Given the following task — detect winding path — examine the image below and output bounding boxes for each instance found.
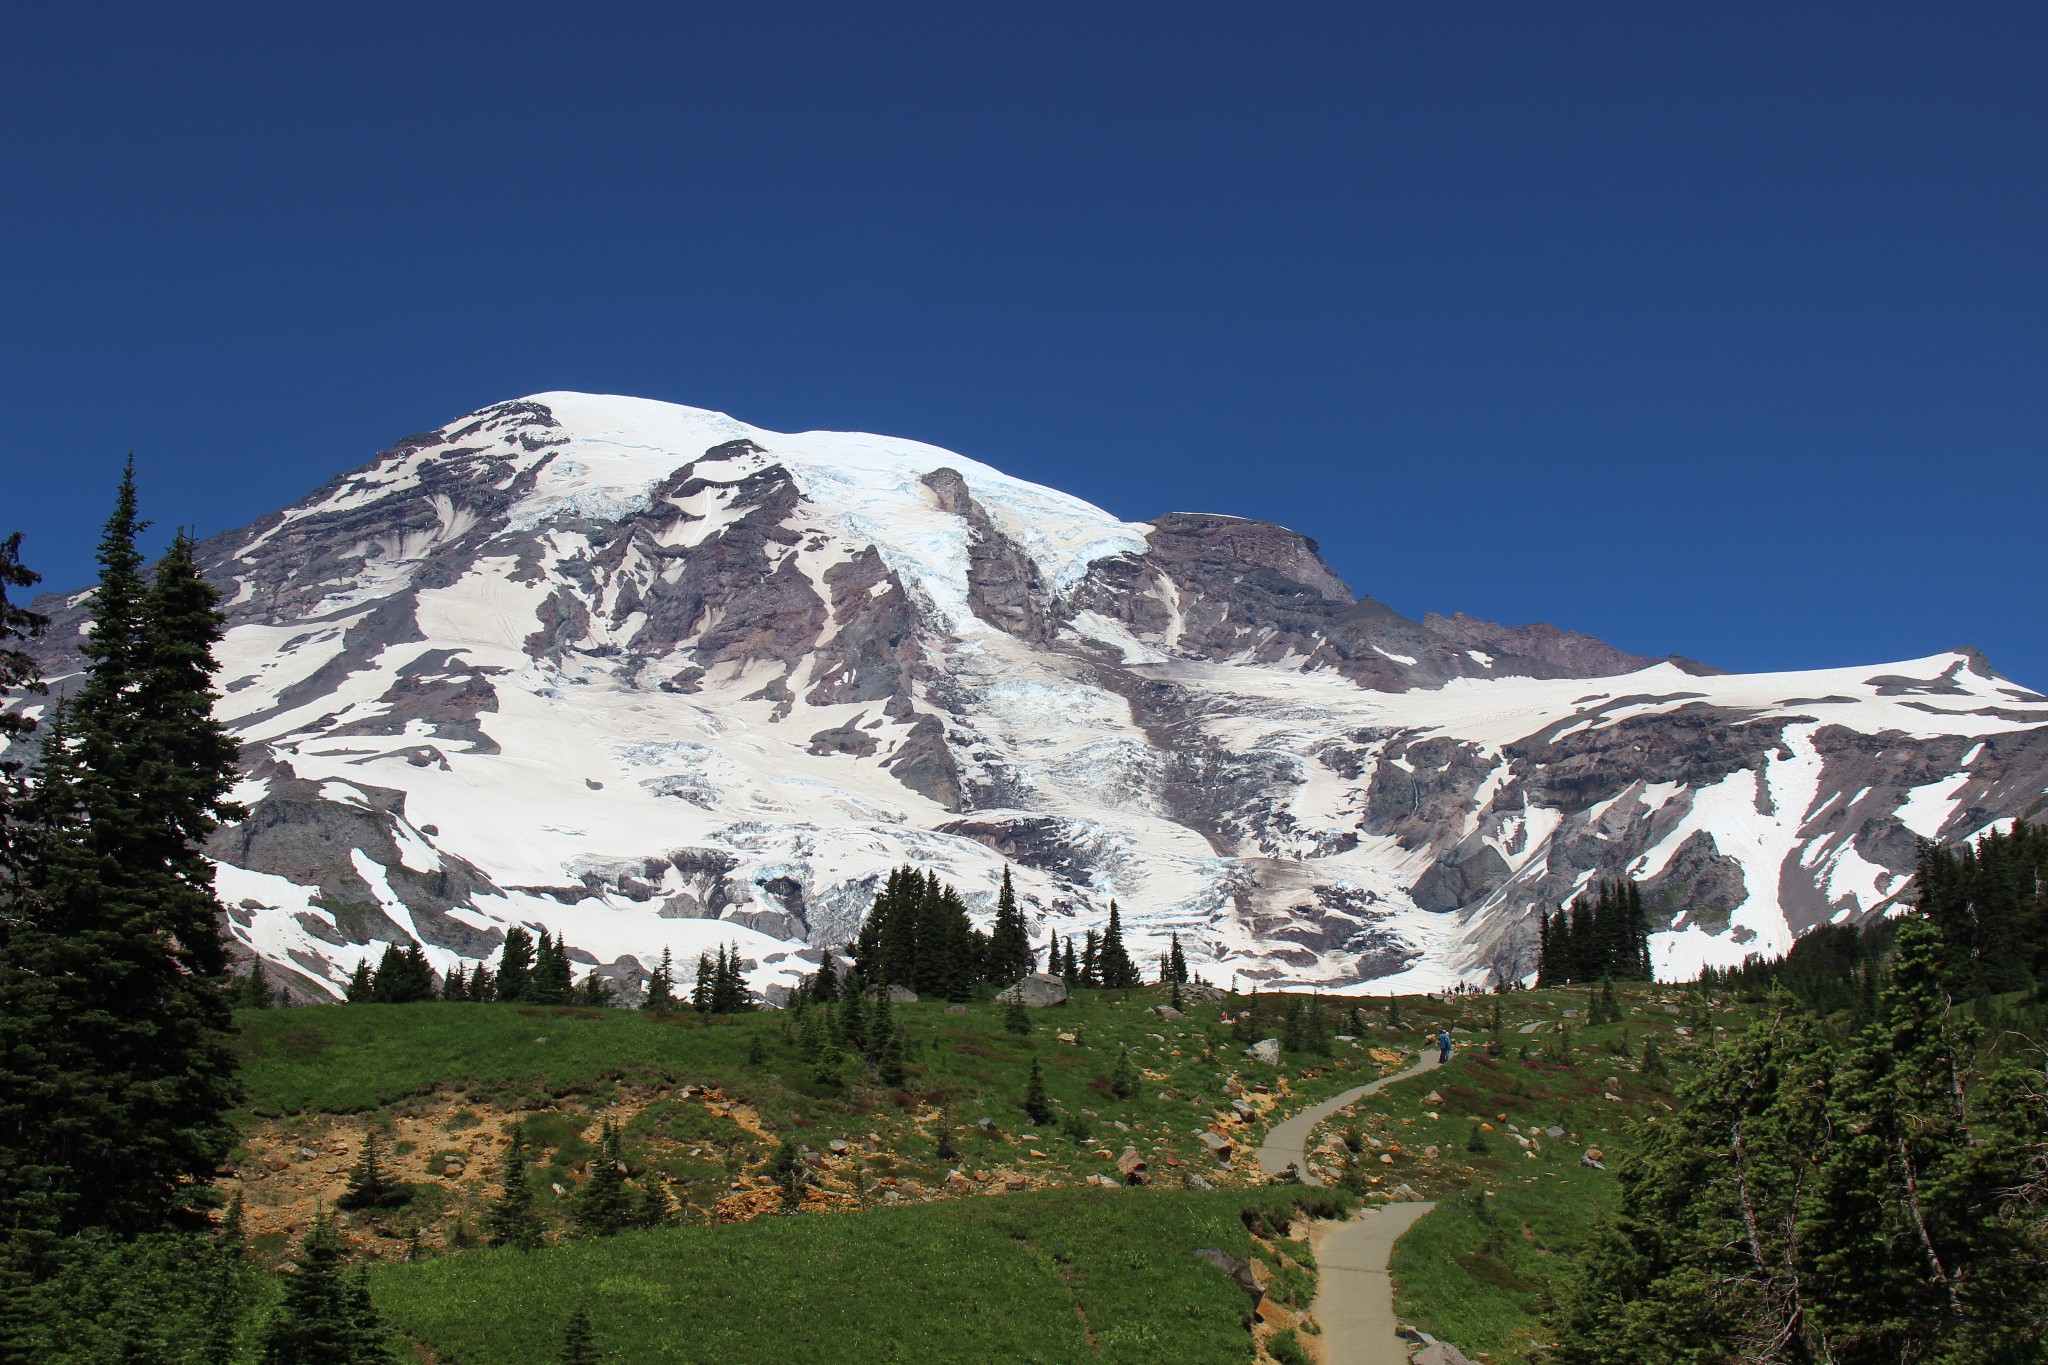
[1254,1048,1440,1184]
[1254,1048,1445,1364]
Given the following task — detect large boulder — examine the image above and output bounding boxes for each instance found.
[886,985,919,1004]
[995,972,1069,1007]
[1244,1038,1281,1066]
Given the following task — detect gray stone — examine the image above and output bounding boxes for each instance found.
[1191,1248,1262,1303]
[886,985,919,1004]
[945,1004,968,1015]
[1244,1038,1281,1066]
[995,972,1069,1007]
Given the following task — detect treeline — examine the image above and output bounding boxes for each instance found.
[1696,918,1897,1018]
[843,864,1037,1001]
[1551,913,2048,1362]
[1044,901,1142,990]
[1917,820,2048,995]
[342,925,621,1007]
[1536,878,1653,984]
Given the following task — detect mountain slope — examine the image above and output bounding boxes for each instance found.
[13,394,2048,999]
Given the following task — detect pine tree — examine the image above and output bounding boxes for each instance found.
[258,1213,390,1364]
[571,1121,632,1236]
[338,1130,406,1211]
[768,1137,808,1211]
[1079,929,1099,987]
[1109,1044,1139,1100]
[1806,917,2048,1359]
[808,949,839,1004]
[0,480,241,1240]
[879,1026,908,1087]
[576,970,615,1006]
[558,1305,598,1365]
[988,865,1032,985]
[690,953,715,1014]
[1167,933,1189,986]
[1004,993,1033,1036]
[345,958,374,1002]
[1096,902,1138,989]
[486,1123,545,1250]
[635,1176,676,1228]
[242,958,277,1008]
[1023,1058,1054,1125]
[642,947,677,1011]
[495,927,536,1002]
[440,963,468,1002]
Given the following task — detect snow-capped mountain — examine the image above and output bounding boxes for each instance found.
[15,394,2048,1001]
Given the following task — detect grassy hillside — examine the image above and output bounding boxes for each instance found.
[221,983,1714,1363]
[370,1185,1316,1364]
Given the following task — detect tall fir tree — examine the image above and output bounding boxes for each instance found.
[641,946,677,1010]
[257,1214,390,1364]
[987,864,1031,985]
[495,926,536,1002]
[485,1123,545,1250]
[1096,902,1138,989]
[0,480,241,1241]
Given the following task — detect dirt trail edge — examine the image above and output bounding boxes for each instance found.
[1254,1049,1441,1183]
[1310,1201,1437,1365]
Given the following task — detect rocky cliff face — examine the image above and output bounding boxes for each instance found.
[12,393,2047,1000]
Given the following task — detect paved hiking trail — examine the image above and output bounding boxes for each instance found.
[1311,1201,1438,1364]
[1255,1047,1445,1364]
[1254,1048,1441,1184]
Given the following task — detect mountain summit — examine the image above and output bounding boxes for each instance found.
[17,394,2048,1000]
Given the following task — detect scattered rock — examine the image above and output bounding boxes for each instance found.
[946,1004,968,1015]
[1378,1153,1395,1165]
[1389,1182,1421,1200]
[1424,1090,1443,1104]
[1186,1172,1214,1190]
[1422,1145,1440,1160]
[533,1037,550,1045]
[1005,1176,1028,1191]
[887,985,919,1004]
[1117,1147,1148,1184]
[1544,1126,1565,1139]
[1244,1038,1281,1066]
[1192,1248,1263,1303]
[994,972,1068,1007]
[828,1139,851,1154]
[975,1118,998,1135]
[1197,1131,1234,1162]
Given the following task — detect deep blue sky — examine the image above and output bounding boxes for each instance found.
[4,3,2043,685]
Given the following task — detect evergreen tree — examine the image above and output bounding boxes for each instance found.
[1806,917,2047,1359]
[1108,1044,1139,1100]
[0,481,241,1241]
[571,1121,632,1237]
[1060,936,1079,984]
[345,958,374,1002]
[690,953,715,1014]
[879,1025,908,1087]
[808,949,839,1004]
[1022,1058,1054,1125]
[1079,929,1099,987]
[465,963,493,1002]
[635,1176,676,1229]
[987,865,1032,985]
[576,969,615,1006]
[1166,932,1189,986]
[369,942,435,1003]
[558,1305,598,1365]
[768,1137,808,1211]
[486,1123,545,1250]
[642,947,677,1011]
[258,1214,390,1364]
[338,1131,406,1211]
[242,958,277,1009]
[1004,993,1033,1036]
[1096,902,1139,989]
[440,963,468,1002]
[495,926,536,1002]
[527,929,573,1004]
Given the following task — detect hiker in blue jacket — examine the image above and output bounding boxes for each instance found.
[1436,1029,1453,1064]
